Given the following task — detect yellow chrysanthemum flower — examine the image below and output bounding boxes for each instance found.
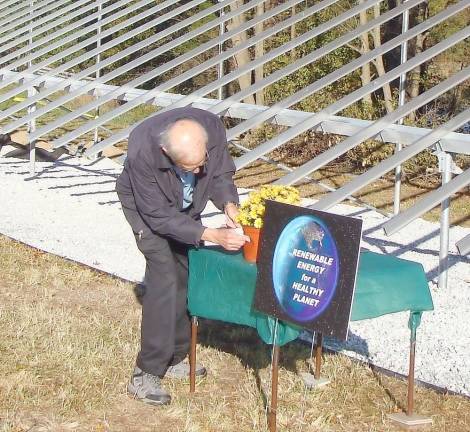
[254,218,263,229]
[236,185,300,228]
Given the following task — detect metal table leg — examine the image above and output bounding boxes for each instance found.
[190,316,198,393]
[268,344,280,432]
[301,332,330,389]
[388,324,432,428]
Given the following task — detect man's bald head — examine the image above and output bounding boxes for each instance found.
[160,118,208,169]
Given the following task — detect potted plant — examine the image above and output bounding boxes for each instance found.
[236,185,301,263]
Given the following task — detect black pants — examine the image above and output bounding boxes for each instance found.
[120,205,190,377]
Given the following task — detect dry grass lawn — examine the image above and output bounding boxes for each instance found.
[1,235,469,432]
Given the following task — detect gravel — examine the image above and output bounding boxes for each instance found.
[1,148,469,397]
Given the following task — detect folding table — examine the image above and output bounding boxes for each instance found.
[188,247,434,430]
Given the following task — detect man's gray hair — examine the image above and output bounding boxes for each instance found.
[159,118,208,162]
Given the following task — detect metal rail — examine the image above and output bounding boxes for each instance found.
[0,0,94,48]
[456,234,470,256]
[309,108,470,211]
[0,0,188,93]
[383,167,470,236]
[32,0,301,147]
[0,0,30,7]
[158,0,387,114]
[224,0,466,143]
[0,0,31,12]
[0,0,130,62]
[0,0,67,37]
[2,68,470,155]
[222,0,455,140]
[82,0,380,156]
[0,0,246,118]
[274,63,470,185]
[235,26,470,172]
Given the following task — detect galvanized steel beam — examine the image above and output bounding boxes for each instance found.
[274,61,470,185]
[0,0,68,37]
[0,1,32,24]
[0,0,130,62]
[383,167,470,236]
[0,0,191,94]
[0,0,30,12]
[233,27,470,173]
[0,0,94,48]
[309,108,470,210]
[225,0,465,141]
[30,0,298,147]
[2,68,469,156]
[456,234,470,256]
[0,0,53,28]
[0,0,252,122]
[157,0,385,115]
[83,0,367,156]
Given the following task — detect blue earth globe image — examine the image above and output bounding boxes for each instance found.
[272,215,339,322]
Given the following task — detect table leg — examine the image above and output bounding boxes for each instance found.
[268,344,280,432]
[407,339,416,417]
[314,332,323,380]
[190,316,198,393]
[388,330,432,428]
[301,332,330,389]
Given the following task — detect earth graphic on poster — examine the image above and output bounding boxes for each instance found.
[272,215,339,322]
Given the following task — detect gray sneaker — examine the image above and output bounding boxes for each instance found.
[165,360,207,379]
[128,366,171,405]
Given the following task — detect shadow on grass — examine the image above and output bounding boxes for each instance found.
[369,367,407,413]
[196,318,313,410]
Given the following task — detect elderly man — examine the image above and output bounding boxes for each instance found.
[116,107,248,405]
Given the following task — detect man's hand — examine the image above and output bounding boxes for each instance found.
[201,227,250,251]
[224,202,240,228]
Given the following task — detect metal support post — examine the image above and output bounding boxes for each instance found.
[28,0,36,175]
[314,332,323,379]
[218,0,225,100]
[438,151,452,289]
[393,0,409,215]
[189,316,198,393]
[93,0,103,149]
[300,332,330,389]
[407,339,416,416]
[388,319,432,428]
[267,344,280,432]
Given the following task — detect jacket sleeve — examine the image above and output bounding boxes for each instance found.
[126,156,205,246]
[208,119,239,210]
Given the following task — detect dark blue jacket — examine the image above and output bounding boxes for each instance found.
[116,107,239,246]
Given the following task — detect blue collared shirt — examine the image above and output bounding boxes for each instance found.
[174,167,195,210]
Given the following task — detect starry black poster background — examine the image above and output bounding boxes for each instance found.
[253,200,363,340]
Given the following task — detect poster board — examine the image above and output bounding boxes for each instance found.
[253,200,363,340]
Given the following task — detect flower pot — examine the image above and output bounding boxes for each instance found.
[242,225,261,263]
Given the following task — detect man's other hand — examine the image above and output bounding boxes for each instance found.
[201,227,250,251]
[224,202,241,228]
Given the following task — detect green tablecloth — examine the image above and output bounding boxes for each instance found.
[188,247,434,346]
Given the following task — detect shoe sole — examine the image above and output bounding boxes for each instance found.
[128,391,171,406]
[140,396,171,406]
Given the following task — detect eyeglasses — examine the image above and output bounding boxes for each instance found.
[178,151,209,173]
